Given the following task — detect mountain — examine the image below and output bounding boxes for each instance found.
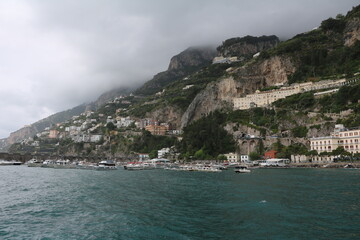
[7,5,360,159]
[0,87,132,151]
[134,46,216,96]
[217,35,280,59]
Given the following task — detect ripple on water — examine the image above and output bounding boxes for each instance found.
[0,167,360,239]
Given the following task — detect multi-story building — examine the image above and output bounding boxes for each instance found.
[224,153,239,162]
[48,130,59,139]
[310,124,360,154]
[240,155,249,162]
[233,79,346,110]
[145,124,169,136]
[158,148,170,158]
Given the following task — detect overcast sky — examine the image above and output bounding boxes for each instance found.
[0,0,358,138]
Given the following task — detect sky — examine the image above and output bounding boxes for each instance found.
[0,0,358,138]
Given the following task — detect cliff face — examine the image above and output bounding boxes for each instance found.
[180,81,232,128]
[6,126,37,146]
[146,105,183,129]
[94,87,132,109]
[181,55,297,127]
[344,18,360,46]
[168,47,216,71]
[217,35,279,59]
[1,103,88,151]
[135,47,216,96]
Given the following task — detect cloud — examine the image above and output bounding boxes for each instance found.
[0,0,358,138]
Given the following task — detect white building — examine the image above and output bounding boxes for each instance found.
[240,155,249,162]
[224,153,239,163]
[310,124,360,154]
[233,79,346,110]
[116,117,134,128]
[158,148,170,158]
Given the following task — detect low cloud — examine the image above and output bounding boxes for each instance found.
[0,0,358,138]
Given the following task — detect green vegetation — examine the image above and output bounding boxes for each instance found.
[274,82,360,114]
[217,35,279,58]
[259,6,360,83]
[291,126,308,138]
[128,63,231,114]
[131,130,177,154]
[180,111,236,159]
[249,151,261,161]
[273,141,309,159]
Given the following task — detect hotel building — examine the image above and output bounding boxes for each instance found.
[310,124,360,154]
[233,79,346,110]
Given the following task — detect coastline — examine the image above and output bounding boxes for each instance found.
[289,162,360,168]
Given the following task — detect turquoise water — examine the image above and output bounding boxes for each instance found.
[0,166,359,240]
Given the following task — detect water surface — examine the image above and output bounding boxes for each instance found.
[0,166,359,239]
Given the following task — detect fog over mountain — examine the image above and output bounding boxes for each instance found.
[0,0,358,138]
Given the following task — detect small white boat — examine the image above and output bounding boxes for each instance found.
[96,160,117,170]
[124,162,153,170]
[0,160,22,165]
[235,166,251,173]
[177,164,222,172]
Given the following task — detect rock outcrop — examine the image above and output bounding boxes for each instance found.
[135,47,216,96]
[181,55,297,127]
[344,18,360,47]
[146,105,183,129]
[217,35,279,59]
[168,46,216,71]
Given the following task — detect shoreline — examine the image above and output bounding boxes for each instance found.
[289,162,360,168]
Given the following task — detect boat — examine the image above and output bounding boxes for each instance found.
[258,158,290,167]
[27,159,43,167]
[177,164,222,172]
[0,160,22,165]
[124,162,154,170]
[95,160,117,170]
[235,166,251,173]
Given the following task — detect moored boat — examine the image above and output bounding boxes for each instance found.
[0,160,22,165]
[235,166,251,173]
[95,160,117,170]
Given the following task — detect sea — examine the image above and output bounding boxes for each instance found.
[0,166,359,240]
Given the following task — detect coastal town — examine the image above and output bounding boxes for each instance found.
[2,75,360,169]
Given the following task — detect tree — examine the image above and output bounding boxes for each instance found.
[331,146,349,156]
[306,150,318,156]
[249,151,260,161]
[194,149,206,160]
[106,122,116,131]
[217,154,227,161]
[331,147,352,161]
[181,111,236,158]
[149,149,158,159]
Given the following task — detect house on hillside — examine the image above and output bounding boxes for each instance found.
[264,150,277,159]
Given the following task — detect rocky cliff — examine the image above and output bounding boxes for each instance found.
[135,46,216,96]
[217,35,279,59]
[168,46,216,71]
[344,18,360,46]
[180,55,297,127]
[93,87,133,109]
[1,104,88,151]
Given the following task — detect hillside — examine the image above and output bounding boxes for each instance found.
[8,5,360,160]
[0,87,132,151]
[134,47,216,96]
